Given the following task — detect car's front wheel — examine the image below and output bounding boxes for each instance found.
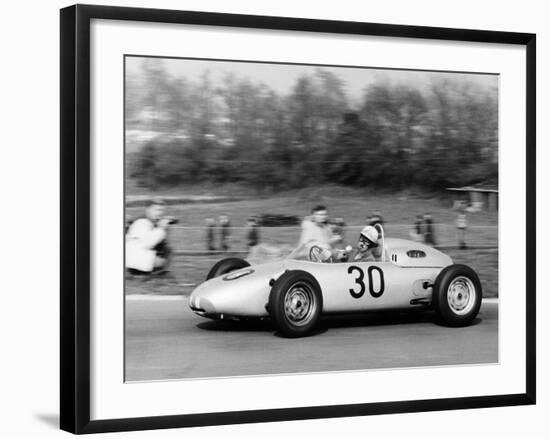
[268,270,323,337]
[433,264,482,327]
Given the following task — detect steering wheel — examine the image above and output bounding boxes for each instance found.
[309,245,332,263]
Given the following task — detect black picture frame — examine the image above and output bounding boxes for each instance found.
[60,4,536,434]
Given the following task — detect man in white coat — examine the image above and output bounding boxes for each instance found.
[296,205,342,261]
[125,199,173,273]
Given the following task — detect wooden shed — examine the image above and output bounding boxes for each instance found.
[446,184,498,212]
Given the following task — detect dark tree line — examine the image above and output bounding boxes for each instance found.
[127,60,498,191]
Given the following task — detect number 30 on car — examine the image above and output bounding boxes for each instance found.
[347,265,385,298]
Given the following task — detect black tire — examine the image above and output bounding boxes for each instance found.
[206,258,250,280]
[432,264,482,327]
[268,270,323,337]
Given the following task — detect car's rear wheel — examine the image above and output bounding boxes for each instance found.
[433,264,482,327]
[268,270,323,337]
[206,257,250,280]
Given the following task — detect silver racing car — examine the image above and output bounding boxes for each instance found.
[189,230,482,337]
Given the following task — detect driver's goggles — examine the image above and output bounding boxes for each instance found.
[359,235,373,245]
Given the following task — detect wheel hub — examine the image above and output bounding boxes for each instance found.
[284,284,313,324]
[447,276,476,315]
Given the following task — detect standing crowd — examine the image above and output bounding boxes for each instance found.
[205,215,236,251]
[125,198,470,275]
[410,213,437,245]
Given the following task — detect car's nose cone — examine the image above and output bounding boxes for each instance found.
[189,294,215,314]
[189,261,286,318]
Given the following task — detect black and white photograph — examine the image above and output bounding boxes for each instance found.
[124,56,499,382]
[1,0,544,436]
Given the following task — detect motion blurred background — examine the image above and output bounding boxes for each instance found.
[124,57,498,297]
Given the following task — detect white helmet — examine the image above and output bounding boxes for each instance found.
[360,225,379,246]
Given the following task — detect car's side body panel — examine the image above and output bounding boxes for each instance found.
[286,260,443,313]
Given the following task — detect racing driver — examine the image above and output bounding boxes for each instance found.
[348,225,383,262]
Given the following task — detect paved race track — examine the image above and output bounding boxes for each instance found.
[125,297,498,382]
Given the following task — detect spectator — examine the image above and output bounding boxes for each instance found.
[299,205,335,247]
[205,217,216,251]
[423,213,436,246]
[329,217,346,248]
[125,198,174,274]
[456,211,468,249]
[296,205,341,260]
[368,210,384,227]
[246,216,260,248]
[219,215,231,251]
[410,214,423,242]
